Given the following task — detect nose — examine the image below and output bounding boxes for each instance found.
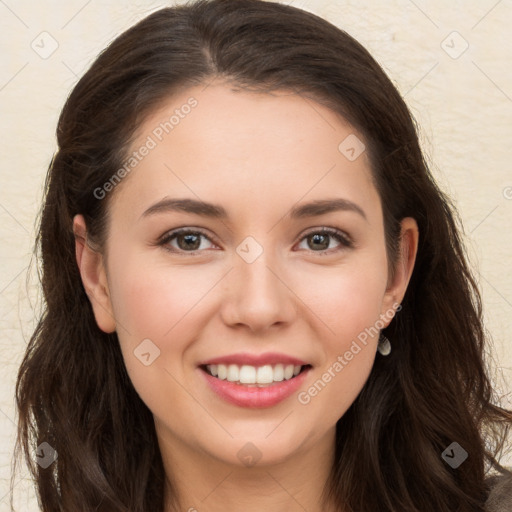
[219,251,297,333]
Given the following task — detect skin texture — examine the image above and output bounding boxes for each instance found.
[73,81,419,512]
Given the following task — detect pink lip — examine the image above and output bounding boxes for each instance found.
[199,352,308,367]
[199,366,311,408]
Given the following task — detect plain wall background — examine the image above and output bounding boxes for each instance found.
[1,0,511,509]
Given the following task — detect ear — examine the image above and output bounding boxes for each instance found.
[73,214,116,333]
[380,217,419,323]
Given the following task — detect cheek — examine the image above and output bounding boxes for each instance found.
[296,267,382,423]
[291,254,387,417]
[106,254,222,385]
[294,256,388,341]
[108,254,217,340]
[107,260,210,419]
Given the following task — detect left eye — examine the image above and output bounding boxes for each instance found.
[296,229,353,253]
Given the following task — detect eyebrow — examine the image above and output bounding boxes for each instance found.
[140,197,367,221]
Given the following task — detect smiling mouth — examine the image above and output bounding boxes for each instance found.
[201,363,311,387]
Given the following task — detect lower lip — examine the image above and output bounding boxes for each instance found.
[200,367,311,408]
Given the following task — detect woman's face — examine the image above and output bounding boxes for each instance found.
[76,81,417,469]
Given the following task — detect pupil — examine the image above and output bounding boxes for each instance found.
[309,233,329,250]
[179,233,200,250]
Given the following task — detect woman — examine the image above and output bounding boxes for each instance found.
[12,0,512,511]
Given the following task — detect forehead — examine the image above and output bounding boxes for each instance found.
[108,82,379,224]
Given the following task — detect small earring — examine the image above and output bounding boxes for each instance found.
[377,332,391,356]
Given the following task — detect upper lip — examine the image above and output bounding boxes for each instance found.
[199,352,310,367]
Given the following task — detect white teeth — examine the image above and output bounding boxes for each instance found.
[226,364,239,382]
[239,365,256,384]
[217,364,227,380]
[206,363,304,384]
[273,364,284,381]
[256,365,274,384]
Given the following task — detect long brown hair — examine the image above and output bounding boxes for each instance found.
[12,1,512,510]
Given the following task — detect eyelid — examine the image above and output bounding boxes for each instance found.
[158,226,216,242]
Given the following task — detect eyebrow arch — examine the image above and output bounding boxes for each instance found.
[140,197,367,222]
[141,198,227,220]
[289,198,367,221]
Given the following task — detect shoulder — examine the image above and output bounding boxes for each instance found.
[485,468,512,512]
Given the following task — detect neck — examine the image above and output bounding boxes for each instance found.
[158,425,338,512]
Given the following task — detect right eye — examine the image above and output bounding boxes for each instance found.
[158,228,219,255]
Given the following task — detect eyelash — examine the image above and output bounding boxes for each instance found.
[157,226,354,256]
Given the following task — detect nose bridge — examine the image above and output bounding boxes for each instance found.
[220,239,296,331]
[238,253,279,300]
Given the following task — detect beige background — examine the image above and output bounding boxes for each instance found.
[1,0,511,509]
